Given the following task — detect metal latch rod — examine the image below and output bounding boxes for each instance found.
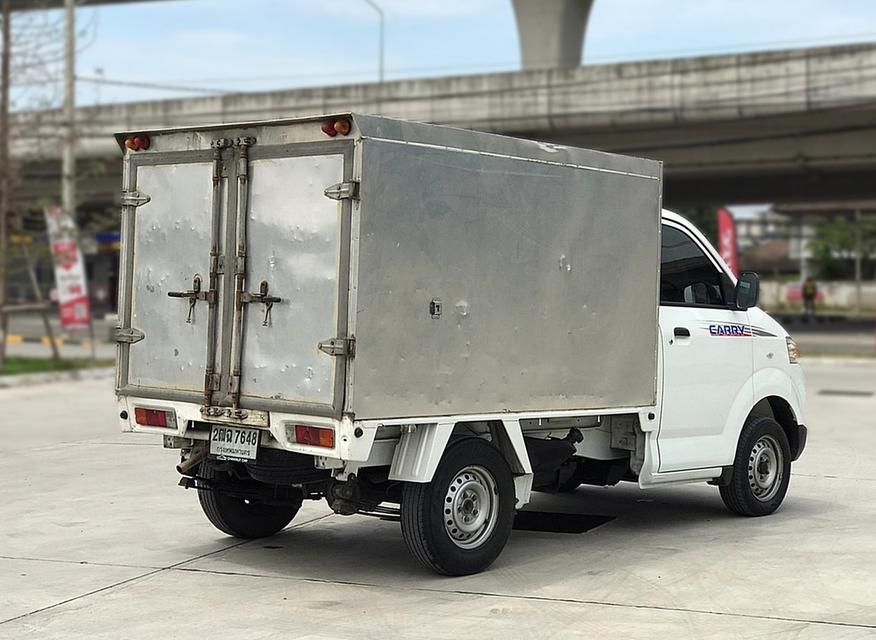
[240,280,281,327]
[168,275,215,324]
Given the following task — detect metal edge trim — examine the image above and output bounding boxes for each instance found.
[360,135,662,181]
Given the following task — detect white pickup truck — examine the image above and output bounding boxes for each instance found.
[114,114,807,575]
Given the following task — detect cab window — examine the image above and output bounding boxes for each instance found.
[660,225,725,306]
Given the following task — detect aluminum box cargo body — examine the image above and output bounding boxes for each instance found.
[115,114,662,422]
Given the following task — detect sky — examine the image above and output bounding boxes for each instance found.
[49,0,876,106]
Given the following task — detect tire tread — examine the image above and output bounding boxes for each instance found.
[197,463,301,538]
[399,438,515,575]
[719,416,791,517]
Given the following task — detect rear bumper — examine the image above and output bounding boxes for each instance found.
[791,424,808,462]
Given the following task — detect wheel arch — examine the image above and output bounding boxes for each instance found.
[387,419,533,507]
[749,395,804,461]
[720,367,805,466]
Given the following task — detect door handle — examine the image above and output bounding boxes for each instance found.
[673,327,691,338]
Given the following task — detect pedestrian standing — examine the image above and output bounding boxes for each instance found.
[802,276,818,317]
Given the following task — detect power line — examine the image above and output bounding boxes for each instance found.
[76,75,220,94]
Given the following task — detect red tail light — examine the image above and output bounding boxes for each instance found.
[294,425,335,448]
[321,120,338,137]
[133,407,175,428]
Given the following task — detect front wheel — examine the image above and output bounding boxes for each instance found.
[197,462,302,538]
[720,416,791,517]
[400,438,516,575]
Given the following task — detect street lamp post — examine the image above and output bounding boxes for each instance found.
[361,0,384,112]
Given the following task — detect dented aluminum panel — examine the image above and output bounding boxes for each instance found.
[348,119,662,420]
[124,159,216,394]
[238,152,347,410]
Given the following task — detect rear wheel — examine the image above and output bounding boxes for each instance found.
[720,416,791,517]
[400,438,515,576]
[197,462,302,538]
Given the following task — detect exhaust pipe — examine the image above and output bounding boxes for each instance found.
[177,444,206,476]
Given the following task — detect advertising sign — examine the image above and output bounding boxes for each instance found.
[717,207,739,277]
[44,206,92,332]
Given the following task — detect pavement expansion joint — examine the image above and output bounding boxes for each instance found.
[0,513,338,626]
[165,565,876,632]
[0,554,158,571]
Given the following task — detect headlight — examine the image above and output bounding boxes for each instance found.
[786,336,800,364]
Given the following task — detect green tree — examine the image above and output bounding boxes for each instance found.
[808,216,876,280]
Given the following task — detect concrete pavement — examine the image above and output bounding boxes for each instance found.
[0,360,875,638]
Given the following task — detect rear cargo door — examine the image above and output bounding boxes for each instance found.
[228,143,353,417]
[118,148,226,402]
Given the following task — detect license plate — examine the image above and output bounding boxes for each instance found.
[209,425,260,461]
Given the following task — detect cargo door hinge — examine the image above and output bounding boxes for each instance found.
[318,336,356,358]
[324,181,360,201]
[120,190,151,208]
[205,372,222,392]
[112,326,145,344]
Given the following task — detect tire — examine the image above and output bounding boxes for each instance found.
[400,438,516,576]
[197,462,302,538]
[556,476,582,493]
[720,416,791,517]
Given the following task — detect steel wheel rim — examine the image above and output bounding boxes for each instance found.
[748,435,783,502]
[443,465,498,549]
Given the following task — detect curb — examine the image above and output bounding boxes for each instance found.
[0,366,115,389]
[3,334,96,347]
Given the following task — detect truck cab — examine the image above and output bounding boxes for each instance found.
[656,211,806,480]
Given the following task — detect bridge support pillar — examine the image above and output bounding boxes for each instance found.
[512,0,594,70]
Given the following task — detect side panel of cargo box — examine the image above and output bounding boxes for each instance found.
[348,126,662,420]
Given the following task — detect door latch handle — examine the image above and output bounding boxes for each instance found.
[673,327,691,338]
[168,275,215,324]
[240,280,281,326]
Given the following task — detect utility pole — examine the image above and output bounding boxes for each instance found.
[63,0,96,359]
[0,0,10,370]
[361,0,384,112]
[62,0,76,226]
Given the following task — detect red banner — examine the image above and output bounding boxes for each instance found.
[45,207,92,332]
[717,207,739,277]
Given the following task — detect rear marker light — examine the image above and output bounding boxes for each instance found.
[124,134,151,152]
[133,407,176,428]
[293,425,335,448]
[321,118,351,137]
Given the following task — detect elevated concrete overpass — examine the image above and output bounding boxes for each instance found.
[13,41,876,209]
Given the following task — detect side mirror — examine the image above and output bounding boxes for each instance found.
[735,271,760,311]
